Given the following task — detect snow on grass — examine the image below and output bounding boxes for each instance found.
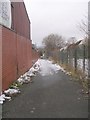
[77,59,88,75]
[17,75,31,84]
[0,59,73,104]
[0,60,40,104]
[0,94,11,104]
[0,59,72,104]
[17,61,40,84]
[0,88,21,104]
[72,59,88,76]
[4,89,20,95]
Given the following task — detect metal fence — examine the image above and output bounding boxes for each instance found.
[51,40,88,78]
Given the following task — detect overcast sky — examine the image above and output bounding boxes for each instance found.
[24,0,88,47]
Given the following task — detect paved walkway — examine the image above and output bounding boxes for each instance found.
[2,60,88,118]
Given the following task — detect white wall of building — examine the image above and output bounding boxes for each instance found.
[0,0,11,28]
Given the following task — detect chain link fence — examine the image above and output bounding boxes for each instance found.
[51,40,88,78]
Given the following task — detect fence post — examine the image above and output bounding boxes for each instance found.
[62,51,64,64]
[83,44,85,73]
[66,49,68,66]
[68,49,71,67]
[74,47,77,72]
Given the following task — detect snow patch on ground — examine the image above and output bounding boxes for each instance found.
[1,59,79,104]
[4,89,20,95]
[0,94,11,104]
[0,60,40,104]
[1,59,66,104]
[72,59,88,76]
[77,59,88,75]
[37,59,65,76]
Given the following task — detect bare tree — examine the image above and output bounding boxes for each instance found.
[78,15,88,36]
[42,33,65,50]
[42,33,65,58]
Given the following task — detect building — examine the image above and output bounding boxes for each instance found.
[0,0,39,91]
[11,1,31,39]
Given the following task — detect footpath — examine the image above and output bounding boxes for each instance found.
[2,59,88,118]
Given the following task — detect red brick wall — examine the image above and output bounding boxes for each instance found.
[2,27,17,91]
[1,2,39,92]
[0,25,2,93]
[17,35,28,77]
[2,26,34,91]
[32,49,40,64]
[27,39,32,69]
[11,2,30,39]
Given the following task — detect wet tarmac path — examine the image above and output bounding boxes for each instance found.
[2,60,88,118]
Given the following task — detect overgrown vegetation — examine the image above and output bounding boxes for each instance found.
[40,33,88,91]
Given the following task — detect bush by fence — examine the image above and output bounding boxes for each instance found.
[50,40,88,78]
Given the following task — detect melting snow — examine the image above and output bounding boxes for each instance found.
[72,59,88,76]
[4,89,20,95]
[0,59,40,104]
[77,59,88,75]
[37,59,65,76]
[0,94,11,104]
[0,59,66,104]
